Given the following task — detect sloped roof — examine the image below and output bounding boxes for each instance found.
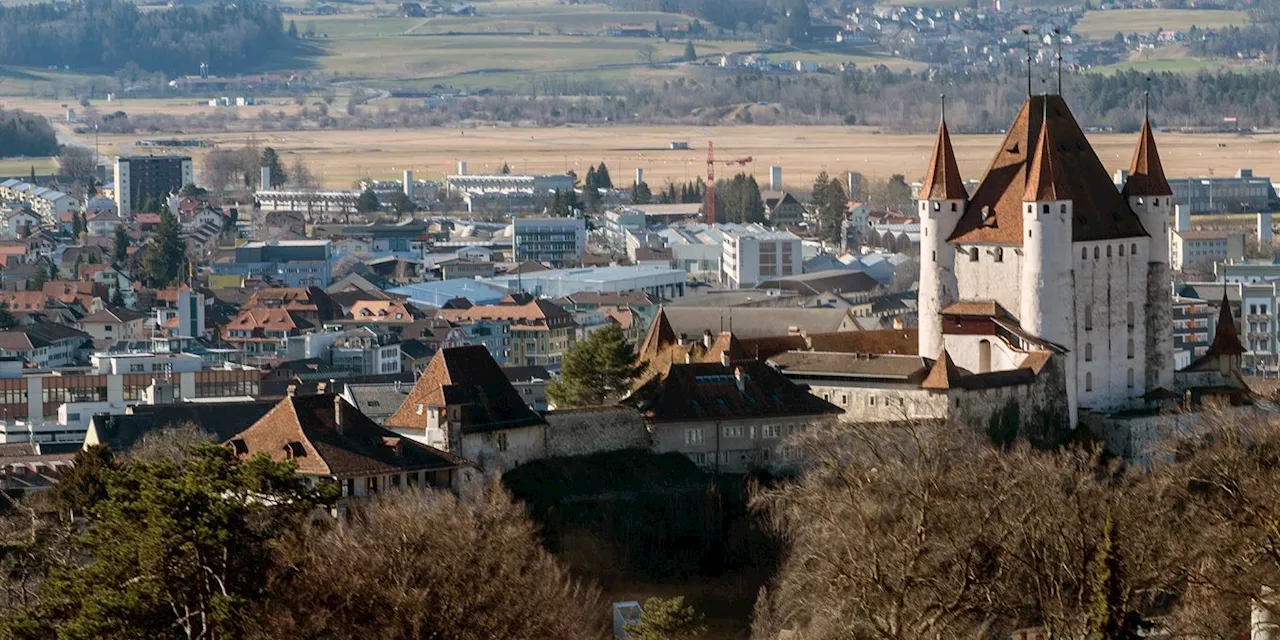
[1023,105,1072,202]
[384,345,545,434]
[919,119,967,200]
[1208,291,1245,356]
[806,328,919,355]
[921,349,963,390]
[626,360,840,423]
[950,95,1148,245]
[90,400,277,451]
[232,394,472,477]
[658,306,855,340]
[1122,117,1173,198]
[0,324,90,350]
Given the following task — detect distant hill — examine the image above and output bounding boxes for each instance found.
[0,0,294,75]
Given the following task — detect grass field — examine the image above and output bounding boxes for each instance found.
[1075,8,1250,40]
[55,124,1280,191]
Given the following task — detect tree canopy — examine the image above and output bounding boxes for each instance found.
[548,323,641,407]
[811,171,848,244]
[142,210,185,287]
[0,110,57,158]
[355,188,380,213]
[261,147,287,187]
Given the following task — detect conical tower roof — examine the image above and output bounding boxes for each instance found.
[1208,291,1245,356]
[919,120,967,201]
[1023,101,1072,202]
[1121,117,1173,198]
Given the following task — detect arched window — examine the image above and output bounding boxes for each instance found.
[1127,338,1135,359]
[993,247,1004,263]
[969,247,979,262]
[978,339,992,374]
[1094,247,1100,259]
[951,202,958,212]
[1085,342,1093,362]
[1119,244,1125,256]
[1086,372,1093,392]
[933,201,941,211]
[1060,204,1067,213]
[1106,245,1112,257]
[1084,305,1093,330]
[1131,242,1137,255]
[1081,247,1087,260]
[1042,204,1050,214]
[1126,302,1135,329]
[1127,368,1134,389]
[1153,198,1160,206]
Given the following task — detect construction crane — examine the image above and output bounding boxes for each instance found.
[705,141,754,226]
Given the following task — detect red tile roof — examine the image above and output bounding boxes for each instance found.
[950,95,1148,245]
[1023,105,1072,202]
[919,120,967,201]
[921,349,962,390]
[1122,117,1173,198]
[384,345,544,434]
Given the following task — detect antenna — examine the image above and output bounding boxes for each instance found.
[940,93,946,123]
[1144,76,1151,122]
[1053,27,1063,95]
[1022,28,1032,98]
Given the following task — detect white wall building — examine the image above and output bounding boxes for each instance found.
[718,223,802,289]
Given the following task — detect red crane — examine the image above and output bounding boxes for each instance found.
[705,141,753,226]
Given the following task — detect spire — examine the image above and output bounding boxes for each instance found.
[922,348,963,390]
[1023,97,1071,202]
[918,96,968,201]
[1207,291,1245,357]
[1121,100,1173,198]
[638,307,677,359]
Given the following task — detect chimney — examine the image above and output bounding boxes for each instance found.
[403,169,414,200]
[260,166,271,191]
[635,167,644,185]
[770,165,783,191]
[734,366,745,392]
[333,395,346,434]
[702,329,713,349]
[286,384,297,397]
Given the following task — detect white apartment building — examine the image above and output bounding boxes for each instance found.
[0,179,76,225]
[511,217,586,267]
[717,223,802,289]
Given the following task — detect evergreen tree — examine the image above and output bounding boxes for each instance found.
[52,444,114,518]
[0,306,15,329]
[113,224,130,265]
[786,0,811,43]
[595,162,612,189]
[29,266,46,292]
[47,261,58,282]
[500,162,512,174]
[683,40,698,62]
[29,165,35,183]
[72,255,83,281]
[584,166,598,190]
[261,147,287,187]
[625,597,707,640]
[1085,513,1144,639]
[812,171,848,244]
[386,190,416,215]
[631,180,653,204]
[111,287,126,308]
[142,210,185,287]
[288,19,299,39]
[654,20,664,39]
[355,188,380,213]
[547,324,641,408]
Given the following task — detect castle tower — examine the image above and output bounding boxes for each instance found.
[917,104,967,359]
[1021,101,1079,424]
[1123,111,1175,391]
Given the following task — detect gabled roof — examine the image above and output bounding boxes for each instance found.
[0,324,91,351]
[1122,117,1173,198]
[950,95,1148,245]
[921,349,962,390]
[638,308,678,359]
[231,394,472,477]
[80,306,148,324]
[384,345,545,434]
[90,400,278,451]
[918,119,967,200]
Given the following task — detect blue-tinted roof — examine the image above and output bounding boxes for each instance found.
[387,280,508,308]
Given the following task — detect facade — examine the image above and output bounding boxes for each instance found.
[761,190,805,227]
[444,173,575,197]
[440,297,575,369]
[1169,229,1245,271]
[1115,168,1280,214]
[0,325,92,368]
[77,307,149,343]
[215,240,333,288]
[718,223,802,289]
[1172,290,1215,370]
[510,217,586,267]
[917,94,1176,426]
[1,205,44,238]
[604,209,647,250]
[113,155,194,217]
[0,180,76,226]
[1178,281,1275,375]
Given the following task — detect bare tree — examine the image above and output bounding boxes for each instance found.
[125,422,215,463]
[200,147,247,193]
[57,146,97,199]
[252,483,605,640]
[636,44,658,67]
[289,156,317,190]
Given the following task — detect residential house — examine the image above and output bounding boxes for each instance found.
[77,307,150,344]
[0,324,93,368]
[440,296,575,369]
[230,392,478,500]
[221,307,313,359]
[503,365,550,411]
[762,190,805,227]
[1,207,41,240]
[84,399,278,452]
[341,382,411,424]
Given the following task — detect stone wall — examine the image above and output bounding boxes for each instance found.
[544,406,650,458]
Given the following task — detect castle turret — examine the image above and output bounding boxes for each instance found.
[917,106,967,359]
[1123,112,1175,391]
[1021,102,1078,424]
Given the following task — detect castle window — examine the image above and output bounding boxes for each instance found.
[1027,205,1033,214]
[1085,342,1093,362]
[969,247,979,262]
[1106,245,1112,257]
[1138,197,1144,205]
[1086,372,1093,392]
[1060,204,1067,213]
[951,202,958,212]
[1085,305,1093,330]
[933,202,941,211]
[1127,368,1134,389]
[1126,302,1135,329]
[1119,244,1125,256]
[1082,247,1087,260]
[1127,339,1134,359]
[1154,198,1160,206]
[1043,204,1050,214]
[1131,243,1137,254]
[932,250,936,261]
[978,340,992,373]
[993,247,1004,262]
[1094,247,1100,259]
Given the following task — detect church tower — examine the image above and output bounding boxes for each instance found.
[917,101,967,360]
[1123,102,1175,391]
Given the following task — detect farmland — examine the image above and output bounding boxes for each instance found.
[60,124,1280,191]
[1074,8,1250,40]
